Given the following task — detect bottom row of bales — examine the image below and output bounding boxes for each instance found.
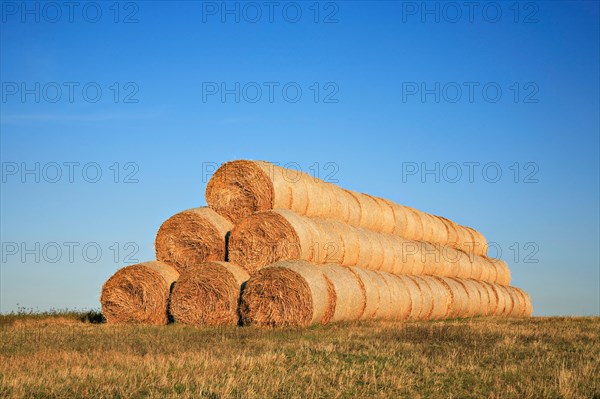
[101,260,532,327]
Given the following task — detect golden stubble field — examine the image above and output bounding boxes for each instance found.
[0,314,598,399]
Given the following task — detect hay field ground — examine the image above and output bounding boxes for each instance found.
[0,313,598,399]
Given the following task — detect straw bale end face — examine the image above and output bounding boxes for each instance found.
[228,211,303,274]
[155,207,233,273]
[100,261,179,325]
[169,262,249,326]
[240,260,330,327]
[205,160,275,223]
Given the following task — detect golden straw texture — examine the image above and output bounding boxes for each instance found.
[155,207,233,273]
[228,210,509,284]
[169,262,249,326]
[206,160,488,256]
[101,261,179,325]
[239,260,530,327]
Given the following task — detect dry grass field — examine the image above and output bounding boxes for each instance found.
[0,313,598,399]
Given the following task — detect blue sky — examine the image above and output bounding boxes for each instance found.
[1,1,598,316]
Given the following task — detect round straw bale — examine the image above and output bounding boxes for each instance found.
[312,218,339,264]
[101,261,179,325]
[468,253,484,281]
[449,278,473,318]
[338,221,360,266]
[375,197,398,234]
[513,287,533,317]
[485,260,498,285]
[324,219,346,264]
[461,279,482,318]
[511,287,525,317]
[439,217,458,247]
[325,184,344,222]
[435,244,457,277]
[371,271,394,320]
[300,213,324,262]
[169,262,249,326]
[438,244,460,277]
[462,227,478,253]
[231,209,497,282]
[392,205,413,237]
[207,160,489,255]
[349,267,380,320]
[390,239,406,275]
[502,263,512,285]
[454,251,473,279]
[505,286,519,317]
[347,190,368,228]
[454,224,471,253]
[349,192,384,232]
[497,284,512,317]
[364,230,385,271]
[478,257,492,283]
[505,287,523,317]
[490,258,511,285]
[486,258,509,285]
[473,281,491,317]
[341,188,362,226]
[480,282,499,316]
[287,169,309,215]
[319,265,365,322]
[420,242,445,276]
[509,287,526,317]
[355,228,374,267]
[317,275,337,325]
[420,213,436,243]
[477,229,489,257]
[466,227,487,257]
[432,216,449,243]
[489,283,507,316]
[416,277,446,320]
[320,181,338,215]
[376,274,398,321]
[432,277,455,318]
[493,284,512,317]
[239,260,331,327]
[430,215,445,244]
[205,160,274,223]
[423,276,452,320]
[451,226,484,254]
[228,210,310,274]
[409,276,435,320]
[399,240,425,275]
[366,194,388,232]
[379,273,412,321]
[496,285,514,317]
[377,235,398,274]
[435,277,469,318]
[155,207,233,273]
[447,219,463,246]
[521,287,533,317]
[400,275,423,321]
[406,207,425,241]
[307,182,328,218]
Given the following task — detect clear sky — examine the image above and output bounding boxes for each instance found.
[1,1,598,316]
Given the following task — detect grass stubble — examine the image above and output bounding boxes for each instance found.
[0,312,598,399]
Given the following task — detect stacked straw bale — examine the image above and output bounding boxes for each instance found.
[169,262,249,326]
[155,207,232,273]
[228,209,510,284]
[100,261,179,325]
[240,260,532,327]
[206,160,488,256]
[100,158,533,327]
